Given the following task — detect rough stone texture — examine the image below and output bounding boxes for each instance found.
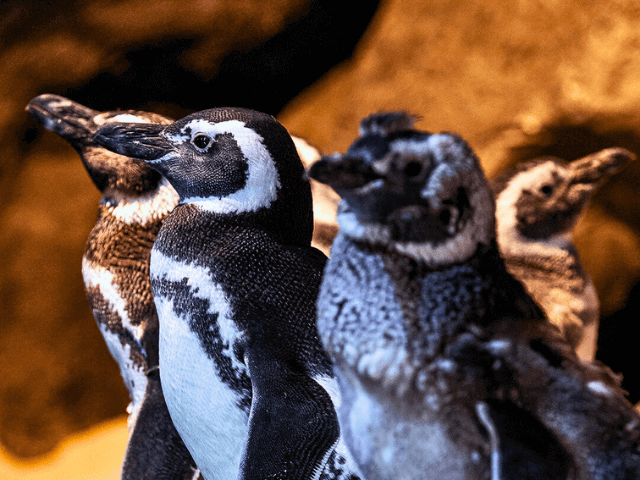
[2,0,640,461]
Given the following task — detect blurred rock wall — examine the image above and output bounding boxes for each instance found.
[2,0,640,459]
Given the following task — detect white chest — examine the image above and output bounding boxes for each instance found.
[81,257,147,425]
[338,372,469,480]
[151,249,249,480]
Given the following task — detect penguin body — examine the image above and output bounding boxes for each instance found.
[27,94,202,480]
[491,151,634,361]
[309,112,640,480]
[94,107,361,480]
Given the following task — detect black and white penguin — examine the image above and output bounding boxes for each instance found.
[491,149,635,361]
[308,111,640,480]
[93,107,362,480]
[26,94,202,480]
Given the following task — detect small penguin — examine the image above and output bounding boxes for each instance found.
[26,94,202,480]
[93,107,362,480]
[491,150,635,361]
[309,112,640,480]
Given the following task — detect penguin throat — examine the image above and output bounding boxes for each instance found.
[338,211,492,269]
[102,176,180,226]
[336,182,494,268]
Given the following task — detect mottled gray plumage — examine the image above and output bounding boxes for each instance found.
[492,150,635,361]
[309,112,640,480]
[26,94,202,480]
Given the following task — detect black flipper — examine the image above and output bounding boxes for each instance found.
[475,401,574,480]
[240,347,339,480]
[121,376,203,480]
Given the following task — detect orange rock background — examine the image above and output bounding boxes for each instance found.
[1,0,640,466]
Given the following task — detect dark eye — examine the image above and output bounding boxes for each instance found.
[404,160,423,178]
[439,209,451,225]
[193,134,211,150]
[540,185,553,196]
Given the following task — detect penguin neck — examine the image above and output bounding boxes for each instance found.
[495,191,577,259]
[155,202,294,256]
[497,221,587,285]
[83,205,161,354]
[100,176,179,227]
[359,238,544,333]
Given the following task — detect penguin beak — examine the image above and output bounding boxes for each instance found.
[26,94,98,145]
[93,123,175,162]
[308,154,381,193]
[569,147,636,186]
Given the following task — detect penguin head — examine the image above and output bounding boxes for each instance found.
[26,94,171,196]
[93,107,313,245]
[308,112,495,267]
[492,148,635,242]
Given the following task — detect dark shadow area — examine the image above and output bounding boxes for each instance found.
[63,0,382,116]
[598,280,640,403]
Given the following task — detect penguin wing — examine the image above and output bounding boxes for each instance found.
[480,319,640,479]
[122,377,203,480]
[475,401,574,480]
[239,346,340,480]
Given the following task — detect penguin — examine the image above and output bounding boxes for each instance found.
[491,150,635,361]
[308,111,640,480]
[92,107,362,480]
[26,94,203,480]
[291,136,341,256]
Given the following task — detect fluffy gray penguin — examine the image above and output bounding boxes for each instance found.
[26,94,203,480]
[93,107,362,480]
[491,149,635,361]
[308,111,640,480]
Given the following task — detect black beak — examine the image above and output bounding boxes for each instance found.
[26,94,98,144]
[308,154,381,193]
[93,123,174,161]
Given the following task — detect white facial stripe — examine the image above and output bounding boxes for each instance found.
[176,119,281,214]
[110,114,150,124]
[389,136,432,155]
[495,161,571,257]
[82,257,145,343]
[94,113,150,126]
[105,176,179,226]
[337,181,494,267]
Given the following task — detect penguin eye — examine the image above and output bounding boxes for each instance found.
[404,160,423,178]
[439,209,451,225]
[192,134,212,150]
[540,185,553,196]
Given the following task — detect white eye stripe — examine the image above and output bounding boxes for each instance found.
[173,119,281,214]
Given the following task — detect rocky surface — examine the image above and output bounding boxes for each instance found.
[2,0,640,461]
